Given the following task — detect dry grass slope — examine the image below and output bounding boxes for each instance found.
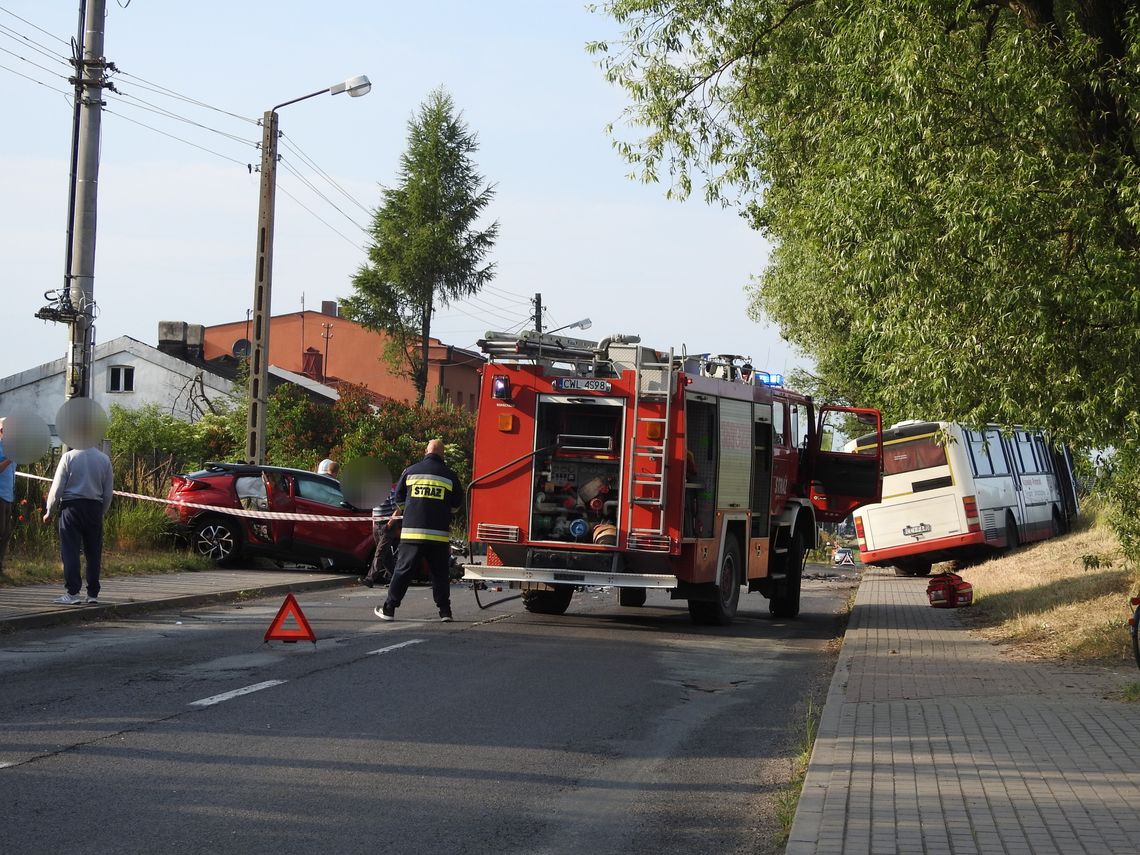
[955,510,1138,666]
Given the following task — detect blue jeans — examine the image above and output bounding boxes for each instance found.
[59,499,105,597]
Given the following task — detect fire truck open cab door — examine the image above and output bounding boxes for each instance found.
[809,407,883,523]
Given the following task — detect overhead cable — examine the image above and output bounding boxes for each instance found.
[0,5,71,47]
[102,106,251,167]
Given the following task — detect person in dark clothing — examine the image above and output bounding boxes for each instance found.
[375,439,462,622]
[361,487,400,587]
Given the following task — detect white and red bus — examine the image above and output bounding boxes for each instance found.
[849,421,1079,576]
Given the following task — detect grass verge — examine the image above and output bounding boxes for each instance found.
[774,698,820,846]
[954,506,1140,669]
[0,548,211,587]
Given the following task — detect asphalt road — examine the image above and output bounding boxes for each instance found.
[0,567,855,855]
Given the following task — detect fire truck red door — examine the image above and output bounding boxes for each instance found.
[809,407,883,523]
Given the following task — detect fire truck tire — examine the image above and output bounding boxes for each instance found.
[688,538,741,626]
[769,531,804,619]
[522,585,574,615]
[619,587,647,607]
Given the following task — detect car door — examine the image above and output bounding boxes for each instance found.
[290,473,372,561]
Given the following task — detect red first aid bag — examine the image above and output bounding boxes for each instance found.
[926,572,973,608]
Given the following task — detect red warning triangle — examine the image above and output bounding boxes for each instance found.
[264,592,316,643]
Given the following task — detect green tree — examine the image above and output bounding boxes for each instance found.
[342,87,498,406]
[591,1,1140,525]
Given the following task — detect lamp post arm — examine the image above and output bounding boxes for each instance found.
[272,87,331,112]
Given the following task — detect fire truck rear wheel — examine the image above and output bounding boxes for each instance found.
[522,585,574,615]
[769,531,804,619]
[688,538,741,626]
[619,587,647,607]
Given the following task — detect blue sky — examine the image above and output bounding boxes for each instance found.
[1,1,803,382]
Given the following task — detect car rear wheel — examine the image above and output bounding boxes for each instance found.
[191,517,242,565]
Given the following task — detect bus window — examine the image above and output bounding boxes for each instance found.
[968,430,995,477]
[1015,433,1035,473]
[984,429,1011,475]
[1032,434,1050,473]
[880,434,947,475]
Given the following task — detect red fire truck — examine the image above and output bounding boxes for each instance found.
[464,330,883,625]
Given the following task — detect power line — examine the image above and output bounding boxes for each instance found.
[102,105,252,167]
[112,69,257,125]
[482,283,532,300]
[0,42,71,81]
[110,85,259,148]
[464,291,530,313]
[276,181,367,253]
[279,133,372,216]
[0,59,70,95]
[277,155,369,234]
[0,4,71,47]
[0,22,72,67]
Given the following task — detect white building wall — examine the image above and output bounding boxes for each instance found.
[0,336,234,428]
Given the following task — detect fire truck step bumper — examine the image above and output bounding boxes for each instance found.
[463,565,677,589]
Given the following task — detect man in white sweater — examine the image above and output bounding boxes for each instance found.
[43,446,114,605]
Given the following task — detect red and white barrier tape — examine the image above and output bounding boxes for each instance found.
[16,471,388,524]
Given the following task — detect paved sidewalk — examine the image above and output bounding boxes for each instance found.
[789,568,1140,855]
[0,568,356,632]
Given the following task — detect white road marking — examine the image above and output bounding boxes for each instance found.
[368,638,426,655]
[189,679,286,707]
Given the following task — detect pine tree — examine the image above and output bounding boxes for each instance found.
[343,87,498,406]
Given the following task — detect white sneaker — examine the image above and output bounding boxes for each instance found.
[85,595,99,604]
[53,593,82,605]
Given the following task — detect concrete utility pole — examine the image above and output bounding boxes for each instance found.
[245,108,280,465]
[67,0,108,400]
[244,75,371,464]
[533,292,543,334]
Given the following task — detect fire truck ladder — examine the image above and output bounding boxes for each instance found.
[627,348,675,541]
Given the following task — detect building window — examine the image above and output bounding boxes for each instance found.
[108,365,135,393]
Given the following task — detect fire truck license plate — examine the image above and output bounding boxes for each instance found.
[902,523,932,537]
[552,378,611,392]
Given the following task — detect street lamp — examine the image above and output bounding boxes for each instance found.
[545,318,592,335]
[245,75,371,464]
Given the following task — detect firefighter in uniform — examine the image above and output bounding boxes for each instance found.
[374,439,462,622]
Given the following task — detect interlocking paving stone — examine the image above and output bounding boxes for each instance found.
[788,569,1140,855]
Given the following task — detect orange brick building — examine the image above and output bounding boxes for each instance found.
[202,302,483,411]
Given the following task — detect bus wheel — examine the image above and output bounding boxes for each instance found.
[769,531,804,619]
[522,585,574,615]
[911,562,933,577]
[1051,507,1065,537]
[689,538,741,626]
[893,565,914,577]
[619,587,647,607]
[1005,513,1020,553]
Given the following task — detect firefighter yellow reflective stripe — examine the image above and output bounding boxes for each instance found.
[406,474,453,490]
[406,474,453,501]
[400,527,450,542]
